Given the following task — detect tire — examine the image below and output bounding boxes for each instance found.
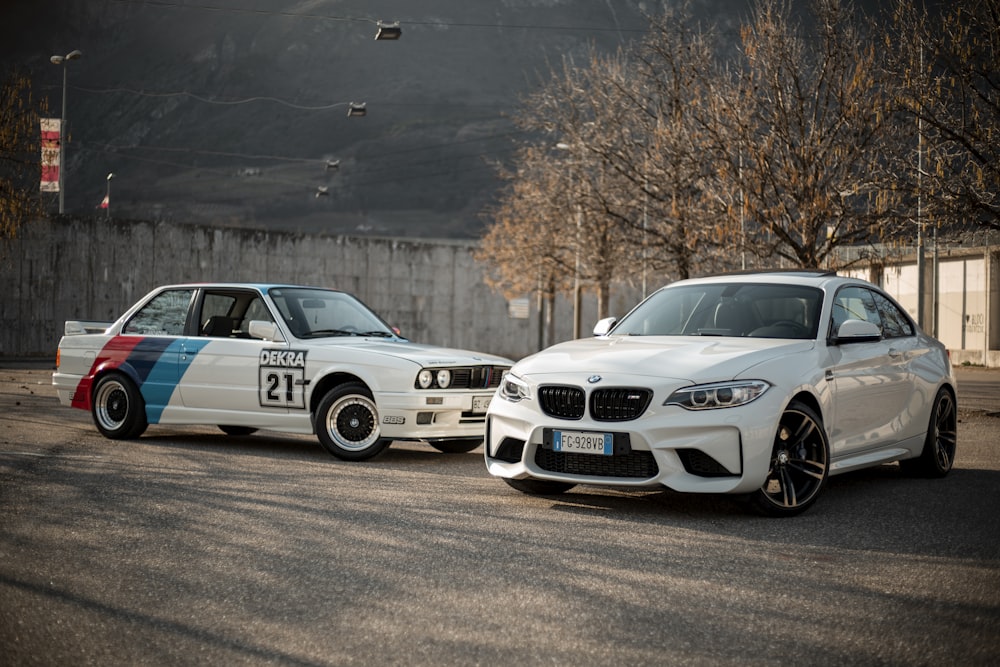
[219,425,258,436]
[314,382,391,461]
[748,400,829,517]
[900,388,957,478]
[430,438,483,454]
[503,477,576,495]
[92,373,148,440]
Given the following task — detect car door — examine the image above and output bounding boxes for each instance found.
[825,286,913,455]
[177,289,285,417]
[119,287,194,422]
[870,289,927,441]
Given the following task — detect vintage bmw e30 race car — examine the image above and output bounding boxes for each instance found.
[53,283,513,461]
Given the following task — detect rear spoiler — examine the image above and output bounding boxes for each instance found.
[64,321,112,335]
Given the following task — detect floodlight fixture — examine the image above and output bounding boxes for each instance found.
[375,21,401,40]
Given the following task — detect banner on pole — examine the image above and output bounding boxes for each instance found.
[40,118,61,193]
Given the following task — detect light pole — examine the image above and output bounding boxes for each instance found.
[557,141,584,339]
[50,49,82,215]
[105,173,113,220]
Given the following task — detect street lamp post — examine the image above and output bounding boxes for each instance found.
[556,141,584,339]
[50,49,82,215]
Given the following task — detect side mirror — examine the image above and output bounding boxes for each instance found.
[248,320,285,342]
[833,319,881,344]
[593,317,618,336]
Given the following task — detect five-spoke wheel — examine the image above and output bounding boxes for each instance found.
[749,400,829,517]
[901,388,957,477]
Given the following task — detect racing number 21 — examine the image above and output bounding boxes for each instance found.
[259,368,306,409]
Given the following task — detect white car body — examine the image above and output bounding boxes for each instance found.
[485,271,957,515]
[54,283,513,460]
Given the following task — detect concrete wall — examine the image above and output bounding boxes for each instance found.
[4,217,997,366]
[0,216,548,362]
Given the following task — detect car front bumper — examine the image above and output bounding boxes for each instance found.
[375,390,497,441]
[484,389,787,494]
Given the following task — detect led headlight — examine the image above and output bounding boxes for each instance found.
[665,380,769,410]
[499,373,530,402]
[417,369,434,389]
[436,369,452,389]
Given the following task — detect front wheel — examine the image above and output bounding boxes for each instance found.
[430,438,482,454]
[747,400,829,517]
[900,388,957,477]
[315,383,391,461]
[92,373,148,440]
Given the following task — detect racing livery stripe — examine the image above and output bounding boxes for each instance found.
[71,335,149,410]
[72,336,211,423]
[141,338,210,422]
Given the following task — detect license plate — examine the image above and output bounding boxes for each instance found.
[553,429,613,456]
[472,395,492,413]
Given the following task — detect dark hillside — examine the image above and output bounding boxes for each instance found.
[2,0,752,238]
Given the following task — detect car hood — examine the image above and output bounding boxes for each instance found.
[513,335,814,383]
[304,338,514,368]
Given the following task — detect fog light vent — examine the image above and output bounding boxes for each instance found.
[677,448,736,477]
[416,412,434,425]
[493,438,525,463]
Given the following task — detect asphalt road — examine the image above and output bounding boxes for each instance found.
[1,366,998,666]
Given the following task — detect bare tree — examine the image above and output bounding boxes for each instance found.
[888,0,1000,233]
[484,52,636,328]
[603,8,729,283]
[706,0,906,268]
[476,144,576,346]
[0,68,45,242]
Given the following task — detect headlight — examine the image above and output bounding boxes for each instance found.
[436,369,452,389]
[417,369,434,389]
[499,373,530,402]
[665,380,770,410]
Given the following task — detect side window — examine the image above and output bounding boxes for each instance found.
[244,297,272,323]
[238,297,274,336]
[200,293,239,337]
[831,286,881,335]
[872,291,914,338]
[123,289,193,336]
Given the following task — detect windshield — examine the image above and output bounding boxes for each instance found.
[268,287,396,339]
[611,283,823,339]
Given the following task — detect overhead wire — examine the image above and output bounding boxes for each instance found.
[108,0,651,33]
[69,0,647,207]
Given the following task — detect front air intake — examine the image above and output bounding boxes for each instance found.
[590,388,653,421]
[538,385,585,420]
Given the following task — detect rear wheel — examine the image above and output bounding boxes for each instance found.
[430,438,482,454]
[92,373,148,440]
[900,388,957,477]
[315,383,391,461]
[503,477,576,495]
[748,400,829,517]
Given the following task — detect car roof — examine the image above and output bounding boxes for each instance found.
[154,282,344,293]
[665,269,867,290]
